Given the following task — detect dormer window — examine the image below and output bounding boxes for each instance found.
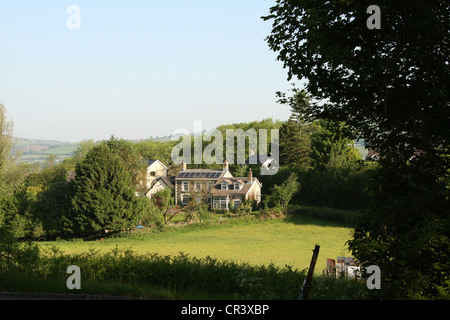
[221,181,228,190]
[234,182,241,190]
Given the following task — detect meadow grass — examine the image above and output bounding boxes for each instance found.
[1,211,370,300]
[39,214,353,273]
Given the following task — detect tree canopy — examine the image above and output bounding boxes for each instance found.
[263,0,450,298]
[67,140,144,236]
[263,0,450,168]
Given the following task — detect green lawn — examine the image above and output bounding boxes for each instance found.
[40,215,353,273]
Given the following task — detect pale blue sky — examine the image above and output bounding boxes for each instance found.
[0,1,300,142]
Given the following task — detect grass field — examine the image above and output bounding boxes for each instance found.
[39,214,354,273]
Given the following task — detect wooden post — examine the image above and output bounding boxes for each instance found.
[300,245,320,300]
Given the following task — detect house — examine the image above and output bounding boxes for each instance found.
[146,176,175,199]
[144,160,176,199]
[174,160,262,210]
[365,148,380,162]
[146,159,168,188]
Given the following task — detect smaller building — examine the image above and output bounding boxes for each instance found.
[146,159,168,188]
[146,176,175,199]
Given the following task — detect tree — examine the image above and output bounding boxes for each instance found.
[348,159,450,298]
[270,172,300,209]
[102,136,147,193]
[263,1,450,166]
[310,120,361,170]
[279,119,313,169]
[67,143,144,236]
[72,139,95,164]
[263,0,450,298]
[0,103,16,196]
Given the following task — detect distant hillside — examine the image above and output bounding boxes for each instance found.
[12,131,369,164]
[12,138,80,164]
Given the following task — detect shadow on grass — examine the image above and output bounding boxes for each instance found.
[283,205,359,228]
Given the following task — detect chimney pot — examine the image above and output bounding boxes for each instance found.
[223,160,229,171]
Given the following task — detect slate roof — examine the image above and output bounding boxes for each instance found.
[209,177,259,197]
[176,169,227,180]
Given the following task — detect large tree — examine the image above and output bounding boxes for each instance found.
[263,0,449,166]
[67,142,144,236]
[278,89,315,169]
[0,103,16,195]
[263,0,449,298]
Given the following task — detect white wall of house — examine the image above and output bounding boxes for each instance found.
[147,161,168,188]
[146,179,168,199]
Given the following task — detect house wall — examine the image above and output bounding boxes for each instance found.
[175,180,215,205]
[146,180,168,199]
[245,182,262,204]
[147,162,168,188]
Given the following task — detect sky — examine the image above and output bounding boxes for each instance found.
[0,0,301,142]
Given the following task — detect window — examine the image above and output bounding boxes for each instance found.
[234,182,241,190]
[213,199,228,210]
[207,182,214,190]
[150,171,156,177]
[182,195,190,205]
[221,182,228,190]
[194,182,201,191]
[182,181,189,192]
[233,199,241,208]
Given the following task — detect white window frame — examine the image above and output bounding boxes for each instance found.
[182,194,190,205]
[221,182,228,190]
[213,199,228,210]
[194,182,201,192]
[182,181,189,192]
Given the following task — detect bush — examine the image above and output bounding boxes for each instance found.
[255,207,285,220]
[287,205,356,226]
[0,241,306,300]
[138,198,165,229]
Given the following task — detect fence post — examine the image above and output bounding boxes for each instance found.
[300,245,320,300]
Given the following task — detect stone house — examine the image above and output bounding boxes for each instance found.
[174,161,262,210]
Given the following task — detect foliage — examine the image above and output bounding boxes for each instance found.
[136,197,165,229]
[236,200,253,215]
[263,0,449,299]
[348,157,450,299]
[268,172,300,209]
[310,119,360,170]
[263,1,449,166]
[67,141,144,236]
[0,103,20,197]
[286,205,356,226]
[0,235,306,299]
[0,103,15,176]
[278,89,315,169]
[151,188,172,212]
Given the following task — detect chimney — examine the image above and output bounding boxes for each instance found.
[181,161,187,172]
[223,160,229,171]
[247,169,253,183]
